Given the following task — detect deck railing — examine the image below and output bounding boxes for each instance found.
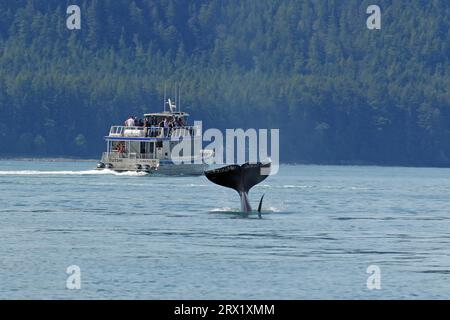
[102,152,157,160]
[108,125,200,138]
[170,126,200,138]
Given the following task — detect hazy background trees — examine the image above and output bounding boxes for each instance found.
[0,0,449,166]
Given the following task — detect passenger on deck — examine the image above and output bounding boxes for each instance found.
[157,119,164,137]
[168,117,175,135]
[116,143,125,155]
[163,118,169,137]
[143,119,149,137]
[124,116,135,127]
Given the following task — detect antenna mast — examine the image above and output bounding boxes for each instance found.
[178,83,181,113]
[174,82,177,112]
[163,84,166,112]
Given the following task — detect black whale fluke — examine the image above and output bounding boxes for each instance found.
[257,194,265,218]
[204,162,271,213]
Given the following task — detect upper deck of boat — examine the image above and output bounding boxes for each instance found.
[105,97,199,141]
[143,111,189,118]
[105,125,200,141]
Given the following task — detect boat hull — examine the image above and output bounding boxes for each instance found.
[97,156,208,176]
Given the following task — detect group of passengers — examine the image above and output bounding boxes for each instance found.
[124,116,144,127]
[123,115,185,138]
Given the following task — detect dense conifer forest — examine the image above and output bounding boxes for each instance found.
[0,0,449,165]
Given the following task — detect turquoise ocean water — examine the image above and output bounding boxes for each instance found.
[1,160,450,299]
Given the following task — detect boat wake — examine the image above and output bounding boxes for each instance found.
[0,169,149,176]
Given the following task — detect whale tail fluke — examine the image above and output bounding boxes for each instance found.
[204,162,271,213]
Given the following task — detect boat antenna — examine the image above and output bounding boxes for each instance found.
[174,82,177,113]
[178,83,181,113]
[163,83,166,112]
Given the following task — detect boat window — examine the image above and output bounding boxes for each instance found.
[145,142,154,154]
[129,141,140,154]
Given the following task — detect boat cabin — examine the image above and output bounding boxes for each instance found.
[100,100,201,171]
[97,97,212,174]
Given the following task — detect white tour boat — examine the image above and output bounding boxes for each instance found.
[96,98,213,175]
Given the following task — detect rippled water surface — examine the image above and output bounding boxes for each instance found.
[1,160,450,299]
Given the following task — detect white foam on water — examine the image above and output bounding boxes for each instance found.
[210,206,281,213]
[350,186,369,190]
[210,207,238,213]
[282,185,312,188]
[265,206,281,213]
[0,169,149,176]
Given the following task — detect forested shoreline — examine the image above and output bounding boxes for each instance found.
[0,0,449,166]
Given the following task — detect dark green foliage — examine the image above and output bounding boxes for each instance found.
[0,0,449,165]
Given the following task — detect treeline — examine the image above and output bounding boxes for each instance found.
[0,0,449,165]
